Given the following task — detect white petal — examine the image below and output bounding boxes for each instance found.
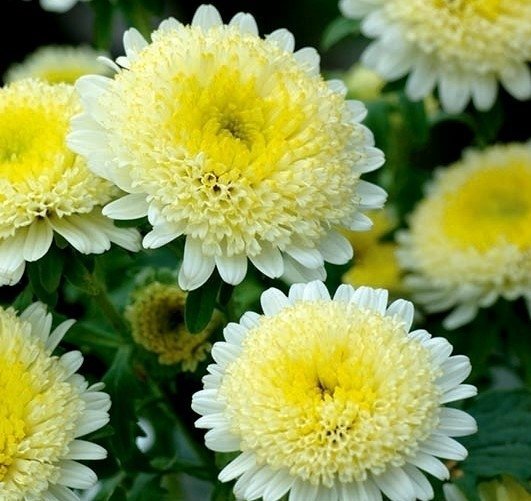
[372,466,416,501]
[266,28,295,52]
[46,485,79,501]
[219,451,256,482]
[211,342,241,367]
[204,427,240,452]
[289,479,318,501]
[250,243,284,278]
[406,58,438,100]
[419,433,468,460]
[500,63,531,100]
[285,246,324,269]
[192,4,223,29]
[438,408,477,437]
[408,452,449,480]
[192,389,224,415]
[261,288,290,316]
[21,302,52,343]
[348,212,374,231]
[439,72,471,114]
[75,410,110,437]
[59,351,84,379]
[215,253,247,285]
[223,322,248,345]
[443,483,468,501]
[23,219,53,262]
[386,299,414,331]
[263,469,294,501]
[443,304,478,329]
[319,231,353,265]
[282,255,326,284]
[327,79,348,96]
[157,17,182,32]
[302,280,330,301]
[48,216,106,254]
[195,412,230,429]
[47,320,76,353]
[57,461,97,489]
[242,466,278,500]
[102,194,149,220]
[293,47,320,75]
[178,238,216,291]
[357,180,388,209]
[0,230,27,275]
[123,27,148,62]
[440,384,477,404]
[471,74,497,111]
[0,260,25,287]
[352,286,388,314]
[347,99,368,122]
[239,311,261,329]
[143,224,182,249]
[437,355,472,393]
[402,464,434,501]
[333,283,356,302]
[65,440,107,460]
[229,12,259,35]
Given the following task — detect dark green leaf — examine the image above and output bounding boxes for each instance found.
[64,252,99,295]
[321,17,361,51]
[185,272,222,333]
[460,390,531,482]
[91,0,115,50]
[399,92,429,146]
[211,481,237,501]
[27,261,58,307]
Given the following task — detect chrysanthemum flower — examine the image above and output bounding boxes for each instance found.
[339,0,531,113]
[5,45,111,85]
[192,280,477,501]
[0,79,139,286]
[68,4,386,291]
[342,209,402,293]
[0,302,110,499]
[126,281,216,370]
[397,143,531,329]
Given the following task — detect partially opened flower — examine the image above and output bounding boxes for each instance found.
[5,45,111,85]
[192,281,477,501]
[68,4,386,291]
[0,302,110,499]
[339,0,531,113]
[397,143,531,329]
[126,281,216,370]
[0,79,139,286]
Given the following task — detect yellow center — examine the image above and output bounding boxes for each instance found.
[220,301,440,487]
[442,162,531,252]
[0,104,70,184]
[127,282,214,370]
[0,80,115,238]
[0,310,85,497]
[100,25,363,257]
[434,0,502,19]
[39,67,91,84]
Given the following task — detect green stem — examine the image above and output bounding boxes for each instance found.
[90,275,129,339]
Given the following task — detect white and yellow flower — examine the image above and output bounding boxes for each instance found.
[0,79,139,287]
[68,4,386,291]
[397,143,531,329]
[5,45,111,85]
[192,280,477,501]
[0,302,110,499]
[339,0,531,113]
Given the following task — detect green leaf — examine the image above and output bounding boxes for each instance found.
[12,285,34,311]
[91,0,115,50]
[128,473,166,500]
[93,473,126,501]
[27,261,58,307]
[64,322,124,350]
[103,347,144,462]
[64,252,99,295]
[364,100,393,151]
[321,17,361,51]
[185,272,222,333]
[399,92,429,147]
[211,482,237,501]
[459,389,531,482]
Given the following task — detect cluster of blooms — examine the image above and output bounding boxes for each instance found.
[2,0,530,499]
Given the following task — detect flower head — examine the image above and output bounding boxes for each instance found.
[192,280,477,501]
[397,143,531,329]
[0,79,139,286]
[340,0,531,113]
[68,4,386,291]
[0,302,110,499]
[126,281,216,370]
[5,45,111,85]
